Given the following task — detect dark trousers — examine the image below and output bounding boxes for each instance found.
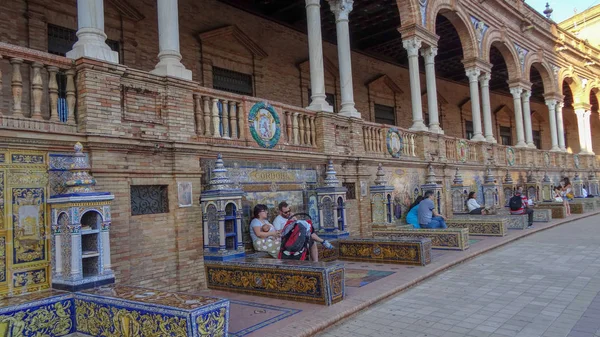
[525,208,534,225]
[469,207,485,215]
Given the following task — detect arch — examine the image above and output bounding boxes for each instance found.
[481,29,521,79]
[558,68,583,102]
[524,55,555,94]
[396,0,420,28]
[583,78,600,104]
[428,3,478,60]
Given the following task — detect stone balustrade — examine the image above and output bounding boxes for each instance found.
[193,90,246,141]
[443,136,478,163]
[362,123,417,158]
[0,42,77,133]
[281,107,317,148]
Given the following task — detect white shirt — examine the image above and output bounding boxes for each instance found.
[466,198,481,211]
[272,215,288,231]
[583,188,588,198]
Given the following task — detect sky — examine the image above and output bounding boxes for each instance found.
[525,0,599,23]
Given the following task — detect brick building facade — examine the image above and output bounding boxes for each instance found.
[0,0,599,295]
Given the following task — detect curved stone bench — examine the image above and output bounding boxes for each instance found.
[337,237,432,266]
[534,203,567,219]
[373,228,469,251]
[447,217,507,236]
[205,258,344,306]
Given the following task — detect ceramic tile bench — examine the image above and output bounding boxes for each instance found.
[532,208,552,222]
[372,228,469,251]
[447,217,508,236]
[205,258,345,305]
[337,237,432,266]
[571,198,595,213]
[0,286,230,337]
[534,203,567,219]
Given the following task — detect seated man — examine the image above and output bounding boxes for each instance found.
[418,190,447,229]
[273,201,333,261]
[509,187,534,228]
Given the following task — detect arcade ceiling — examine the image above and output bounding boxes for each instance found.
[220,0,547,103]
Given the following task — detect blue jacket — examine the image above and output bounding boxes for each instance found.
[406,205,420,228]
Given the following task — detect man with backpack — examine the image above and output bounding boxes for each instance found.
[509,187,534,228]
[275,201,333,261]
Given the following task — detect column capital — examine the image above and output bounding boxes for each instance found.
[305,0,321,7]
[402,37,422,57]
[545,99,557,109]
[465,67,481,82]
[420,47,438,62]
[521,89,531,100]
[328,0,353,21]
[574,102,592,111]
[557,101,564,109]
[479,72,491,85]
[509,86,524,97]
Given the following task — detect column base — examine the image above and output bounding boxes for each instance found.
[409,121,428,132]
[550,147,561,152]
[527,143,536,149]
[306,98,334,113]
[66,43,119,64]
[429,125,444,134]
[66,28,119,64]
[515,142,528,148]
[339,104,361,119]
[485,136,497,143]
[471,134,486,142]
[151,61,192,80]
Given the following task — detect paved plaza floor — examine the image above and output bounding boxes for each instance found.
[319,214,600,337]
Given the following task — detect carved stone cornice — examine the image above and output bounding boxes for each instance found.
[106,0,145,22]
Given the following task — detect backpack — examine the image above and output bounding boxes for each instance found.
[509,195,523,211]
[278,219,312,261]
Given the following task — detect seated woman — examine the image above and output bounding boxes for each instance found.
[406,196,424,228]
[466,192,488,215]
[249,204,281,258]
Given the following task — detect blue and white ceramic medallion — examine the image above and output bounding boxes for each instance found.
[386,128,403,158]
[248,102,281,149]
[506,147,515,167]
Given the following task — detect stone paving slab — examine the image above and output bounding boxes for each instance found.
[189,211,600,337]
[319,213,600,337]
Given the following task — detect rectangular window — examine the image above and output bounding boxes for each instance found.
[500,126,512,146]
[533,130,541,149]
[212,67,253,96]
[342,182,356,200]
[465,121,474,140]
[374,104,395,125]
[47,24,120,61]
[130,185,169,216]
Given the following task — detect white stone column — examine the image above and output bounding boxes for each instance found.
[521,90,535,148]
[305,0,333,112]
[556,102,566,151]
[479,72,496,143]
[545,99,561,151]
[67,0,119,63]
[403,37,427,131]
[328,0,360,118]
[465,68,485,141]
[584,110,594,154]
[421,47,443,134]
[150,0,192,80]
[510,87,527,147]
[575,108,589,154]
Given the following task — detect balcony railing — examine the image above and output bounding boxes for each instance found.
[193,87,318,150]
[0,42,77,133]
[361,123,417,158]
[0,42,596,171]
